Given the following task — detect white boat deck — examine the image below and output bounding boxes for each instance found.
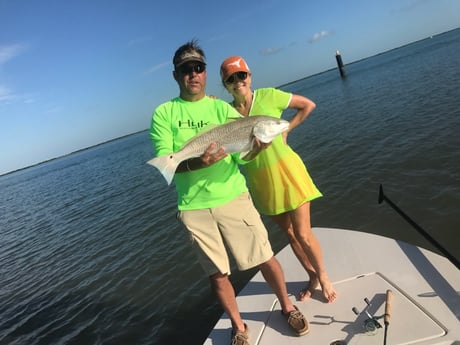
[204,227,460,345]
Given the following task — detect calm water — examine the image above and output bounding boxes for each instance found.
[1,29,459,345]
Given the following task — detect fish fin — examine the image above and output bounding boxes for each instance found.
[181,117,242,148]
[239,150,250,159]
[146,154,180,185]
[238,138,256,159]
[180,123,220,148]
[225,116,243,122]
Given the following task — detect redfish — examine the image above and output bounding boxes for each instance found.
[147,115,289,185]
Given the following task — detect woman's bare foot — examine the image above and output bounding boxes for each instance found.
[299,276,320,301]
[300,275,338,303]
[320,279,337,303]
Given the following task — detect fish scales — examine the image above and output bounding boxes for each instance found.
[179,117,263,156]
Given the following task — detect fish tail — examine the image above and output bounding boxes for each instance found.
[146,154,179,185]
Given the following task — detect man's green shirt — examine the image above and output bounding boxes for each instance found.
[150,96,248,210]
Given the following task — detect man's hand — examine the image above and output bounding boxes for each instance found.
[201,142,227,166]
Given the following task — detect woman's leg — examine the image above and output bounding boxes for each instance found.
[271,203,337,302]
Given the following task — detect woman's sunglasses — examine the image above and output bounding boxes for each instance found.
[225,71,248,84]
[177,62,206,75]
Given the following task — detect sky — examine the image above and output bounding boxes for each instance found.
[1,0,459,175]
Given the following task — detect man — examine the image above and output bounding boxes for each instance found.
[150,39,309,345]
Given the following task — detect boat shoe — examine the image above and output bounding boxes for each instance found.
[282,305,310,336]
[231,323,250,345]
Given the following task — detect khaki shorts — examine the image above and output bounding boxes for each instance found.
[178,192,274,276]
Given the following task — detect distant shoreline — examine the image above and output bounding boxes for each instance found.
[0,129,147,177]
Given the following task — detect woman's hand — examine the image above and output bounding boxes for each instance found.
[242,137,270,161]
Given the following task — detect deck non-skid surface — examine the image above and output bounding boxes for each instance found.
[204,228,460,345]
[259,273,445,344]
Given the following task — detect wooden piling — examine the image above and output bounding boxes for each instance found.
[335,50,346,78]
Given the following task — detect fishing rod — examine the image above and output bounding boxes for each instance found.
[352,292,392,341]
[383,289,392,345]
[378,184,460,270]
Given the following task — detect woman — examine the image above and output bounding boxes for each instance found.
[220,56,337,303]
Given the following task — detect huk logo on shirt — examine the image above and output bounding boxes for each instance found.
[177,119,210,129]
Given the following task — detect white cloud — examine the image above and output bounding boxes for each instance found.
[128,36,152,46]
[145,61,170,74]
[309,30,334,43]
[0,43,29,105]
[24,97,36,104]
[0,87,39,106]
[259,47,284,56]
[0,43,27,65]
[0,85,15,103]
[391,0,432,13]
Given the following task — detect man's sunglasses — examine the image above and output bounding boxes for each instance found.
[177,63,206,75]
[225,72,248,84]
